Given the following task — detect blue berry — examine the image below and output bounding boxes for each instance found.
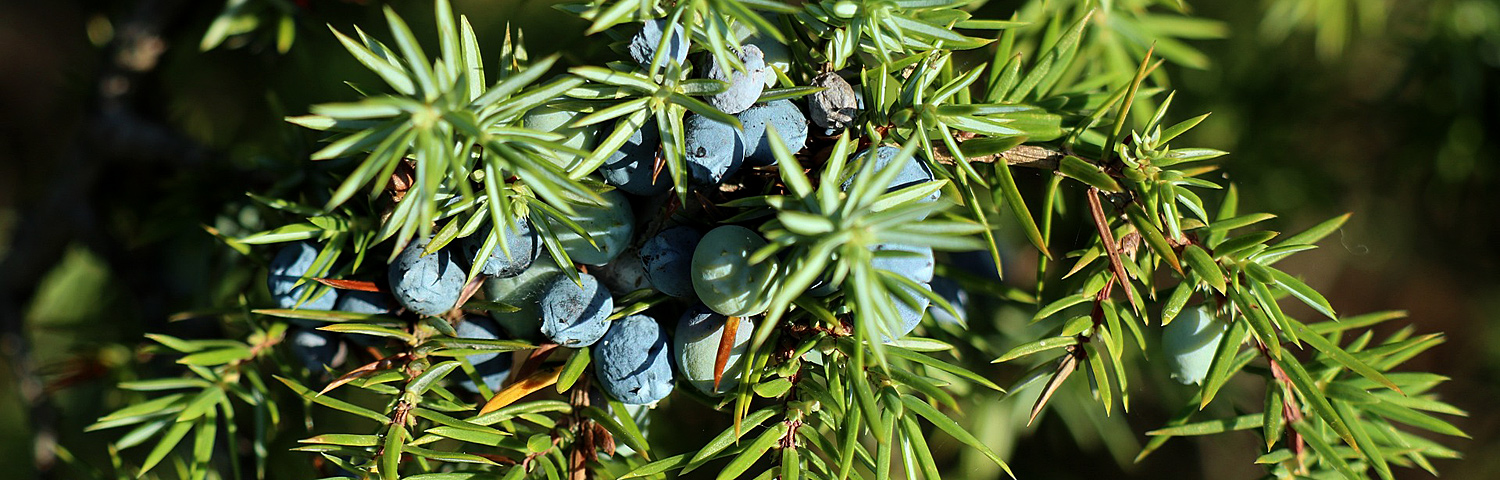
[335,290,391,315]
[870,242,938,340]
[742,36,789,88]
[593,314,675,405]
[870,243,935,284]
[483,256,566,341]
[599,120,669,196]
[593,251,653,294]
[454,316,515,393]
[546,187,636,266]
[929,276,968,327]
[460,217,542,278]
[882,281,931,341]
[843,146,940,204]
[289,327,346,372]
[737,100,808,167]
[628,19,689,69]
[1163,306,1226,385]
[704,45,768,115]
[684,114,746,187]
[539,273,613,347]
[334,290,394,347]
[809,244,931,300]
[268,241,337,311]
[673,305,753,396]
[638,226,702,298]
[809,72,857,130]
[524,106,599,169]
[388,236,467,316]
[692,225,779,317]
[949,249,1002,281]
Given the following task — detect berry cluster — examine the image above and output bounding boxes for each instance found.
[265,15,974,408]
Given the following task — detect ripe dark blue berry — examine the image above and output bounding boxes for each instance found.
[454,316,515,393]
[289,327,346,372]
[334,290,394,347]
[593,247,654,296]
[638,226,702,298]
[949,249,1002,281]
[683,114,746,187]
[268,241,337,311]
[704,45,768,115]
[740,34,789,88]
[460,217,542,278]
[388,236,466,316]
[335,290,391,315]
[737,100,808,167]
[539,273,613,347]
[628,19,689,69]
[844,146,941,205]
[593,314,675,405]
[599,120,669,196]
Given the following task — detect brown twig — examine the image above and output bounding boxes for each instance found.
[373,353,421,476]
[1255,340,1307,473]
[566,375,595,480]
[1086,187,1138,309]
[930,143,1068,170]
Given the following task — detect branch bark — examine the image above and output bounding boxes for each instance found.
[930,144,1067,170]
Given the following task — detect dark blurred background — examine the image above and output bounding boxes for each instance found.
[0,0,1494,478]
